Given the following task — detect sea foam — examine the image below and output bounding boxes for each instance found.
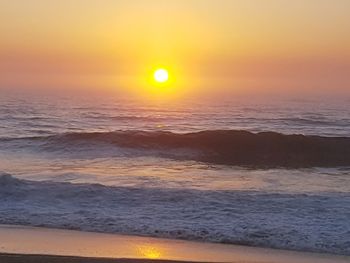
[1,173,349,255]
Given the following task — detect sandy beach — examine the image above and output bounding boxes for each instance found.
[0,254,196,263]
[0,254,199,263]
[0,225,349,263]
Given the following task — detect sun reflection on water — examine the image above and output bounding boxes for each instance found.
[137,245,162,259]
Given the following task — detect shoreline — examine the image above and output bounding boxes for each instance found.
[0,225,349,263]
[0,253,195,263]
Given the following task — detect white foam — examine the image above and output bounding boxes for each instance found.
[0,173,349,255]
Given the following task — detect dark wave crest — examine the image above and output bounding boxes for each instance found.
[3,130,350,168]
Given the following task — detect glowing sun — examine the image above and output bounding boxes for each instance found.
[154,69,169,83]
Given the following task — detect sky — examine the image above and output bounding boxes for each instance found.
[0,0,349,99]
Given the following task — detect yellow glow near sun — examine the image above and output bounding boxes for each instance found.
[154,69,169,83]
[140,65,185,98]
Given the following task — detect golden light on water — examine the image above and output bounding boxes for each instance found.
[137,245,162,259]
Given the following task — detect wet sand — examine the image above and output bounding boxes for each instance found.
[0,254,196,263]
[0,225,349,263]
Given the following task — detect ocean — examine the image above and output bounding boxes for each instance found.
[0,94,349,255]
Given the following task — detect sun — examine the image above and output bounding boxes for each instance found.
[154,69,169,83]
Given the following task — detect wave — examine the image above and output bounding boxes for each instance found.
[82,113,179,122]
[2,130,350,168]
[277,117,338,126]
[1,172,349,255]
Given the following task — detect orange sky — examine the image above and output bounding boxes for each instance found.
[0,0,349,99]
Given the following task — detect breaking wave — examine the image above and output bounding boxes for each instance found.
[0,172,349,255]
[2,130,350,168]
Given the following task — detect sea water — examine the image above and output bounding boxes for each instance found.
[0,94,349,255]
